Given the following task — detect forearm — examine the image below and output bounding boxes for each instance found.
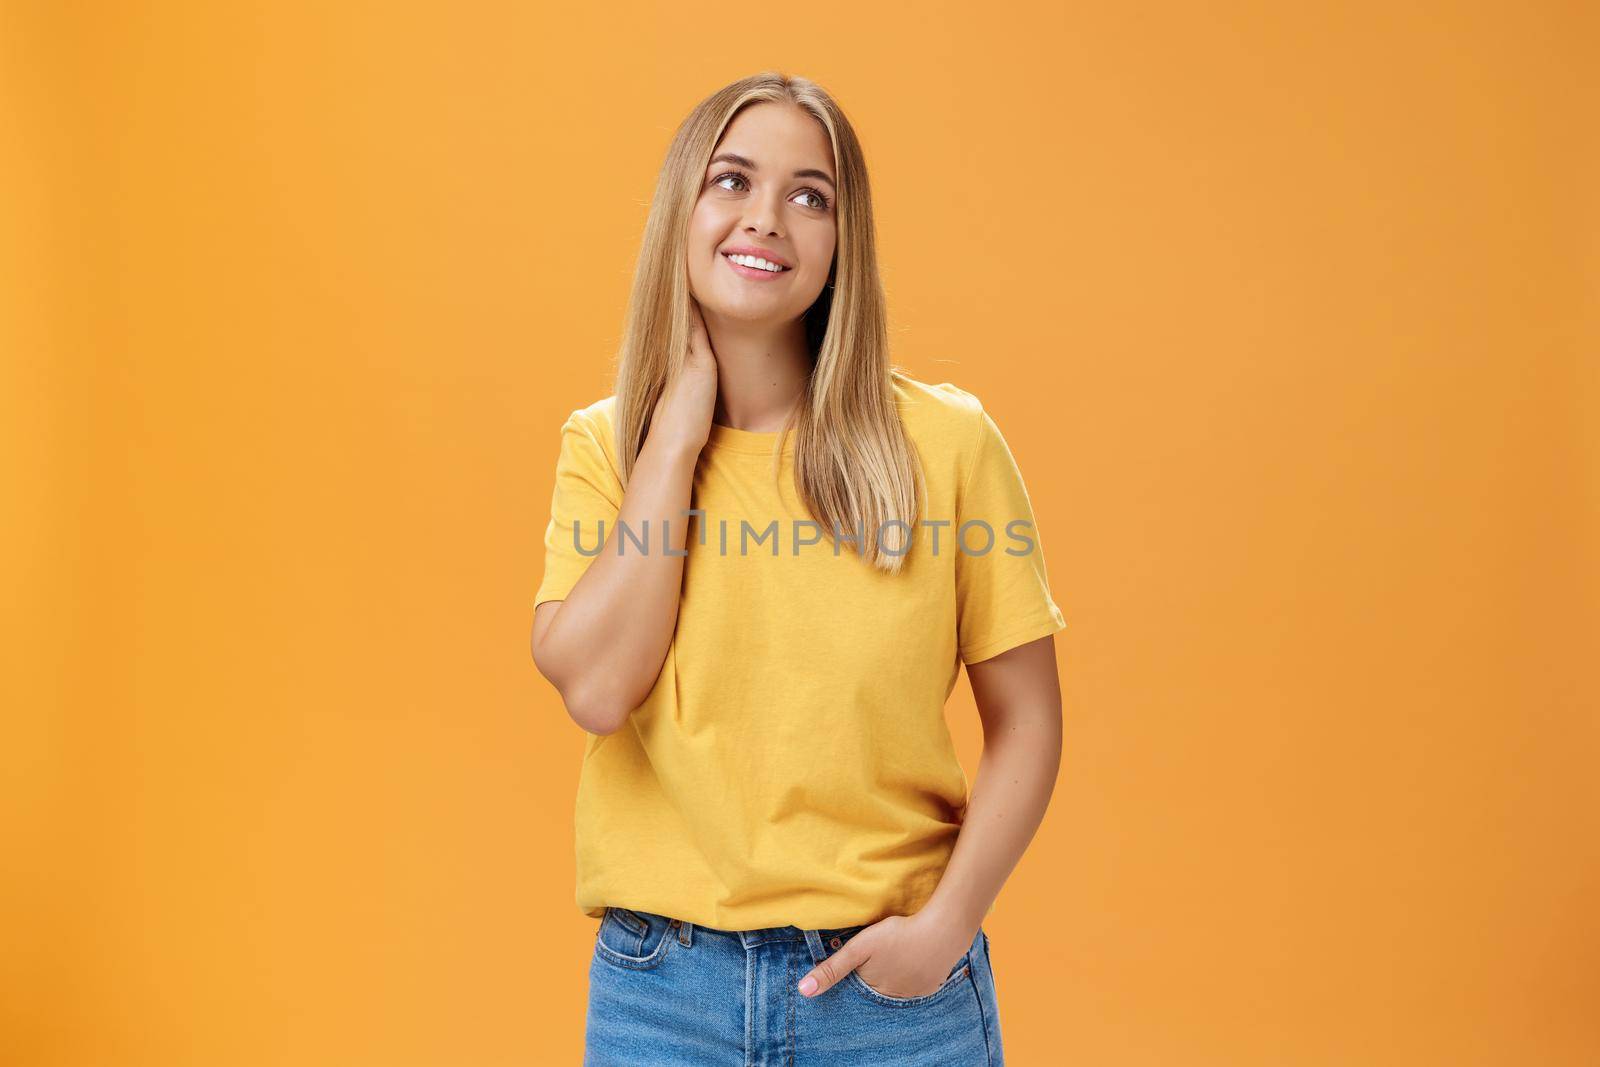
[920,700,1063,936]
[535,433,701,731]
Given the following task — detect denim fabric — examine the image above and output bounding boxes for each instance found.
[584,907,1004,1065]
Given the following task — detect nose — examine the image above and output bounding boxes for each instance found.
[740,189,785,239]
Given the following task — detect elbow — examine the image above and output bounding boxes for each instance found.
[530,614,645,735]
[537,653,636,734]
[560,678,635,736]
[534,658,623,734]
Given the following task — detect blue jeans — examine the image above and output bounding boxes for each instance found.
[584,907,1005,1065]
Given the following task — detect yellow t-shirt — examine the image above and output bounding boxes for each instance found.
[533,371,1066,931]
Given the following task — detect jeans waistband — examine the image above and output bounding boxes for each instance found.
[618,908,869,954]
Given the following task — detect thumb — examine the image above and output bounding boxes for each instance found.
[797,938,867,998]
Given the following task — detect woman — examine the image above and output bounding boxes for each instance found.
[531,71,1066,1066]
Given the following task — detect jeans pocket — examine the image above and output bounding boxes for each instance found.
[847,944,974,1008]
[593,907,676,970]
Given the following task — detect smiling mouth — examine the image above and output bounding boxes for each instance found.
[721,252,791,274]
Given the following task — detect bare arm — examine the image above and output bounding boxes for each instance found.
[530,435,700,735]
[796,633,1063,999]
[531,301,719,735]
[922,633,1063,933]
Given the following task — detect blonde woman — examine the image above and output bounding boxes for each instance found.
[531,71,1065,1067]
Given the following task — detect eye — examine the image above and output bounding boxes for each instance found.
[796,187,834,212]
[711,169,751,193]
[710,169,834,212]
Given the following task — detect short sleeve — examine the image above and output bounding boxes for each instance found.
[954,405,1067,664]
[533,409,623,608]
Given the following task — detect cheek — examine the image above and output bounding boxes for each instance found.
[684,217,723,284]
[803,234,837,278]
[686,221,715,259]
[688,201,733,246]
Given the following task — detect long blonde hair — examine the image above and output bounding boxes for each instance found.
[610,71,924,574]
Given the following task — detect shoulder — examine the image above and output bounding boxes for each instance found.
[565,393,618,433]
[555,394,622,472]
[891,368,987,456]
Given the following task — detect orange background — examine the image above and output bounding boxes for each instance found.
[5,2,1596,1064]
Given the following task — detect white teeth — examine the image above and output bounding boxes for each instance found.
[725,253,786,272]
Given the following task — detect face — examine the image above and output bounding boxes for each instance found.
[686,101,839,324]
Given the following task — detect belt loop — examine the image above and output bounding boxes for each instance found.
[672,916,692,948]
[802,928,827,964]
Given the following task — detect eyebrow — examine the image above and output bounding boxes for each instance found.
[708,152,836,190]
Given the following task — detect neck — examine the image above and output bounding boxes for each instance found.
[702,311,812,432]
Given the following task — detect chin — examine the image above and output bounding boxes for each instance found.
[704,290,796,322]
[708,302,783,324]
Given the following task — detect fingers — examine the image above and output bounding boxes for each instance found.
[797,938,866,998]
